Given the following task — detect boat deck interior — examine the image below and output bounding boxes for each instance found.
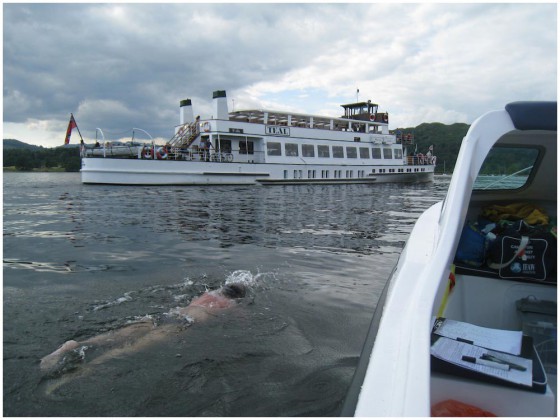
[431,196,557,416]
[338,103,556,417]
[430,123,557,416]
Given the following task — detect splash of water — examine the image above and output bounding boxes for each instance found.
[164,307,195,323]
[224,270,258,286]
[92,292,134,311]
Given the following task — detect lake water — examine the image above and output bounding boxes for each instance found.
[3,172,450,416]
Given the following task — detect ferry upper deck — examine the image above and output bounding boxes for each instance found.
[227,100,390,136]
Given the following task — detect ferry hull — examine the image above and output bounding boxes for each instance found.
[81,158,434,185]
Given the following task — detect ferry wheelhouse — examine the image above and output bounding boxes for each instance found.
[80,90,435,185]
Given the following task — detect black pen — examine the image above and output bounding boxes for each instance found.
[481,353,527,372]
[461,355,509,371]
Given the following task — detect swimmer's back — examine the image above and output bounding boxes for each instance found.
[189,291,233,309]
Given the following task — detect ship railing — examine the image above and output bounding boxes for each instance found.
[169,122,200,148]
[406,155,437,166]
[396,132,414,145]
[168,147,265,163]
[168,149,233,163]
[81,127,156,158]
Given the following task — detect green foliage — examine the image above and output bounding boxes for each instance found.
[395,122,470,173]
[3,139,42,150]
[3,144,81,172]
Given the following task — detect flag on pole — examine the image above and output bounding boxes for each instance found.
[64,114,77,145]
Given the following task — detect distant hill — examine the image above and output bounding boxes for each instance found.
[3,139,81,171]
[395,122,470,173]
[3,139,80,151]
[3,139,43,150]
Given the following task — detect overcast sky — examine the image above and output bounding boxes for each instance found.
[3,2,557,147]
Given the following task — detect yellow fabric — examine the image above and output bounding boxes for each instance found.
[436,265,456,318]
[481,203,549,225]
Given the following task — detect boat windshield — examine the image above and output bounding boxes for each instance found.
[473,146,540,191]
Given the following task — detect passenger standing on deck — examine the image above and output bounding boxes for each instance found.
[195,115,201,136]
[204,138,212,161]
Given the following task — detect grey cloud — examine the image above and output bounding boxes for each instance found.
[4,3,358,140]
[3,3,556,145]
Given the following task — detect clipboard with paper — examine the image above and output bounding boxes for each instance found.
[432,317,523,355]
[430,318,547,393]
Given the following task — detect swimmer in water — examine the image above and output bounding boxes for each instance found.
[39,283,247,377]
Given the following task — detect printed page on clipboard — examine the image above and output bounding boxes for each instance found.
[431,336,533,387]
[432,317,523,355]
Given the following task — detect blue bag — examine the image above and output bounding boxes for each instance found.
[455,223,487,267]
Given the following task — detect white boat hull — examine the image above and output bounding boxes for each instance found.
[81,157,434,185]
[343,101,557,417]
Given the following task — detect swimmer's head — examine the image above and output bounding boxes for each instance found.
[221,283,246,299]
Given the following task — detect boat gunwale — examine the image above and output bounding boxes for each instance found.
[346,101,557,417]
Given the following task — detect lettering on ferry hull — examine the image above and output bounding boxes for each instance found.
[266,126,290,137]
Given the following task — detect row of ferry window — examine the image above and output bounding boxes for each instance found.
[285,167,426,179]
[286,170,366,179]
[267,142,402,160]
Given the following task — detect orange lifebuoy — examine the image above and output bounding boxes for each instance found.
[369,114,375,121]
[143,147,153,159]
[156,146,168,160]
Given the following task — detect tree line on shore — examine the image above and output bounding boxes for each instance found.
[3,140,81,172]
[398,122,468,173]
[4,122,470,174]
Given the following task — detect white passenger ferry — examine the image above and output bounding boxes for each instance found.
[80,90,436,185]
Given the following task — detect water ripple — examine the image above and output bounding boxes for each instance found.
[3,258,127,274]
